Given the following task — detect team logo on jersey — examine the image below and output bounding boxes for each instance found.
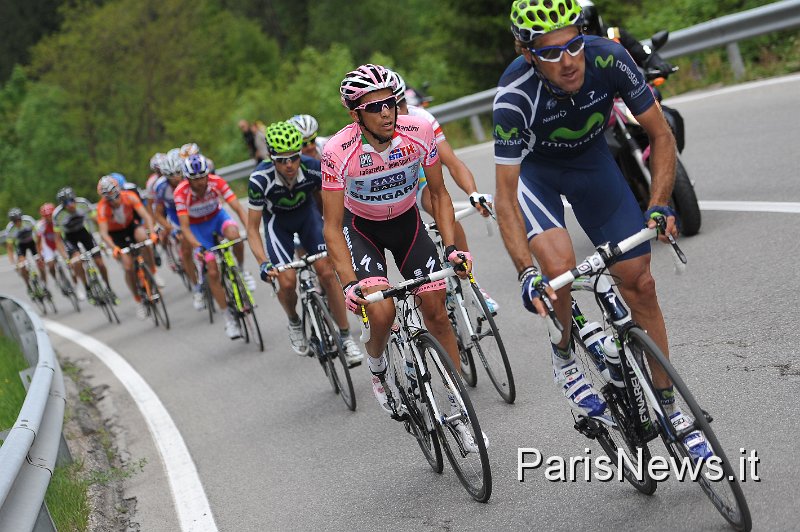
[494,124,519,141]
[354,180,365,192]
[588,91,596,100]
[429,146,438,160]
[322,171,338,184]
[370,172,405,192]
[359,153,373,168]
[546,98,557,110]
[388,144,417,161]
[549,112,605,141]
[321,152,334,169]
[595,54,614,68]
[276,191,306,208]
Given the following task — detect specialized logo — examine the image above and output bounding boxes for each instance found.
[359,153,373,168]
[494,124,519,141]
[276,191,306,208]
[595,54,614,68]
[549,112,605,141]
[429,145,438,160]
[360,254,371,273]
[388,144,417,161]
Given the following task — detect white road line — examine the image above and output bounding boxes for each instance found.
[698,200,800,214]
[43,319,218,532]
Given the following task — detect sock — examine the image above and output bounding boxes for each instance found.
[367,354,387,375]
[551,339,574,364]
[339,328,349,339]
[289,316,301,326]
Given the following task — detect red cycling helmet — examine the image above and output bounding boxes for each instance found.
[40,203,55,217]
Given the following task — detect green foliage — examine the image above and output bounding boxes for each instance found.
[0,336,29,432]
[45,460,90,532]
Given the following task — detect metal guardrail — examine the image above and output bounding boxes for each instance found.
[0,296,65,531]
[215,0,799,180]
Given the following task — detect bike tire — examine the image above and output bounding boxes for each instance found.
[625,327,751,531]
[671,158,701,237]
[309,292,355,410]
[141,268,170,330]
[45,291,57,314]
[467,283,515,404]
[447,289,477,388]
[202,277,214,324]
[418,332,492,502]
[570,325,657,495]
[387,334,443,472]
[235,273,263,351]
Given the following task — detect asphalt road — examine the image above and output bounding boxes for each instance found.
[3,73,799,531]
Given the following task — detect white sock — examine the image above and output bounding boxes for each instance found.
[367,355,387,374]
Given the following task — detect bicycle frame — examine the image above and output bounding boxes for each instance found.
[209,237,251,312]
[275,252,328,355]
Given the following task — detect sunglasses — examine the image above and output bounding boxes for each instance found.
[353,95,397,114]
[302,135,317,148]
[530,34,585,62]
[272,153,301,164]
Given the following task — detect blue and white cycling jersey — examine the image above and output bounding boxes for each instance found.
[493,35,655,164]
[153,176,179,224]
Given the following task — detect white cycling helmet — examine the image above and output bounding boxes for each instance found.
[287,114,319,140]
[179,142,200,158]
[386,69,407,103]
[160,152,184,177]
[340,64,396,109]
[149,152,167,173]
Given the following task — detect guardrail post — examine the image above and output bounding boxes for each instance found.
[470,115,487,143]
[726,42,746,79]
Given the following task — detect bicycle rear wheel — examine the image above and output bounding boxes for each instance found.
[387,334,442,472]
[447,289,477,388]
[141,268,170,329]
[418,332,492,502]
[571,325,656,495]
[309,292,354,410]
[44,290,57,314]
[202,277,215,324]
[236,275,263,351]
[625,327,751,531]
[57,265,80,312]
[466,282,514,403]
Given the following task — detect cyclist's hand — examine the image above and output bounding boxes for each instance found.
[259,261,277,282]
[150,232,159,245]
[519,266,556,317]
[469,192,493,218]
[644,205,678,242]
[445,245,472,278]
[112,246,122,259]
[343,281,368,314]
[194,246,207,263]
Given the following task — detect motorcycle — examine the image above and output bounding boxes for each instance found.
[605,31,701,236]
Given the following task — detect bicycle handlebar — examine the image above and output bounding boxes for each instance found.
[208,236,247,252]
[120,239,153,255]
[275,251,328,273]
[358,267,456,343]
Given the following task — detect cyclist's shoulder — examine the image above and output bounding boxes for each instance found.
[324,123,360,157]
[173,180,190,196]
[396,113,435,140]
[300,154,321,173]
[22,215,37,226]
[497,56,535,89]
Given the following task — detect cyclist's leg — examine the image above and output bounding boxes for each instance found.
[110,229,138,299]
[191,214,229,311]
[265,212,301,318]
[15,249,30,290]
[79,229,110,286]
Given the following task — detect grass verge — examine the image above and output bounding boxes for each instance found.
[0,335,28,433]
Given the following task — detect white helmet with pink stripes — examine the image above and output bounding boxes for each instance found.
[340,64,396,110]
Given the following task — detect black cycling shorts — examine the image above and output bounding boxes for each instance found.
[109,223,140,249]
[15,241,37,258]
[64,228,98,256]
[342,205,445,293]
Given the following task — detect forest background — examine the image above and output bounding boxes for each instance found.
[1,0,798,215]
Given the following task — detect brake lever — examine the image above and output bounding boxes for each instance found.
[536,280,563,333]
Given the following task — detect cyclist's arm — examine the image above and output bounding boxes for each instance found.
[495,163,535,274]
[245,208,268,265]
[321,189,357,287]
[424,160,457,246]
[6,241,14,264]
[226,196,249,227]
[438,140,478,196]
[635,104,678,237]
[55,233,68,258]
[97,220,114,251]
[152,203,172,232]
[179,214,202,250]
[134,201,155,234]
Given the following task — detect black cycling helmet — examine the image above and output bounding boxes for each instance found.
[8,207,22,221]
[578,0,604,36]
[57,186,76,204]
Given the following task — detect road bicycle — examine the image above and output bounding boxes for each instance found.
[273,252,355,411]
[529,216,751,530]
[18,255,57,315]
[73,245,119,324]
[204,236,263,351]
[426,198,515,403]
[50,254,80,312]
[121,239,170,329]
[359,267,492,502]
[163,229,192,291]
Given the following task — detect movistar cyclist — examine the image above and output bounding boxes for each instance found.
[321,64,486,453]
[388,69,500,313]
[5,208,46,296]
[247,121,364,367]
[287,114,326,160]
[53,186,112,303]
[495,0,709,462]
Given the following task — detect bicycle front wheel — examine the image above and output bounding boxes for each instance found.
[233,272,263,351]
[387,334,442,472]
[447,290,477,388]
[418,332,492,502]
[625,328,751,531]
[142,268,170,330]
[58,265,80,312]
[466,282,515,403]
[309,292,355,410]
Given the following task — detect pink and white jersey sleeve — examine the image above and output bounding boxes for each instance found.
[321,115,439,221]
[408,105,446,144]
[174,174,235,223]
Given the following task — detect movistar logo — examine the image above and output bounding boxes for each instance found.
[276,191,306,207]
[595,54,614,68]
[549,112,605,141]
[495,124,519,141]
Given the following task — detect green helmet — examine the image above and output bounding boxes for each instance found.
[510,0,583,43]
[266,121,303,154]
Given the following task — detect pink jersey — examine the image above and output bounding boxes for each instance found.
[174,174,235,223]
[321,115,439,220]
[408,105,446,144]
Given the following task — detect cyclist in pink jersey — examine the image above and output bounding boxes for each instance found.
[322,64,487,453]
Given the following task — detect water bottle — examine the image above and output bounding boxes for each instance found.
[602,336,625,388]
[578,321,607,370]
